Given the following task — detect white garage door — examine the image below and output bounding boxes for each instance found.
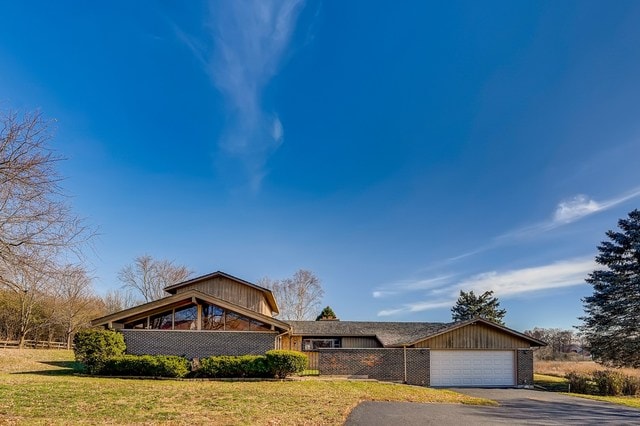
[430,350,515,387]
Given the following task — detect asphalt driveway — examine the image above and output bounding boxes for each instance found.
[344,388,640,425]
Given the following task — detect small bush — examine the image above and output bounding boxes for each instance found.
[593,370,625,396]
[565,371,590,394]
[101,355,189,378]
[73,329,126,374]
[622,375,640,396]
[198,355,271,378]
[265,350,307,379]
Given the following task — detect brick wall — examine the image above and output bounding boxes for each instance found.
[516,349,534,388]
[317,348,430,386]
[121,330,277,359]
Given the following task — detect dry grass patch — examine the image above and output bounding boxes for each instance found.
[0,349,493,425]
[536,360,640,379]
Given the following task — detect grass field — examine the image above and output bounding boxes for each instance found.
[535,360,640,379]
[0,349,493,425]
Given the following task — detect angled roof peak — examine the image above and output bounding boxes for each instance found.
[163,270,279,314]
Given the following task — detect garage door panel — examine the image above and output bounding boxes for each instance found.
[430,350,514,387]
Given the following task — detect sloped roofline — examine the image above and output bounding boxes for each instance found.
[163,270,279,315]
[91,288,290,331]
[396,317,547,347]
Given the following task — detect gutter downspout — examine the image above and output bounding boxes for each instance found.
[403,345,407,384]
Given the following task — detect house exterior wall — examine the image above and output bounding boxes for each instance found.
[342,337,382,348]
[316,348,430,386]
[174,276,272,316]
[516,349,534,388]
[414,323,532,349]
[121,329,277,359]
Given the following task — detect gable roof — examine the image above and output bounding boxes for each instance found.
[286,320,452,347]
[92,288,290,331]
[402,317,547,347]
[163,270,279,314]
[286,317,546,347]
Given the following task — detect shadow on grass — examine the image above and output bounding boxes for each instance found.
[12,360,84,376]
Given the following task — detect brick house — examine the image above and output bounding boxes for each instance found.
[92,271,545,387]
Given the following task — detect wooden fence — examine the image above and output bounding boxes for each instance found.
[0,340,67,349]
[304,351,319,370]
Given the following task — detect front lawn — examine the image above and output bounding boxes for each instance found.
[535,373,640,410]
[0,349,493,425]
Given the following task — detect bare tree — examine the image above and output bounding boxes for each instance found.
[0,261,54,348]
[0,110,91,273]
[101,288,138,314]
[118,255,192,303]
[261,269,324,320]
[51,265,104,349]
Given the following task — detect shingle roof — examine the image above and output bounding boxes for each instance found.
[286,320,454,347]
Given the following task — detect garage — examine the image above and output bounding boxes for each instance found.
[430,350,515,387]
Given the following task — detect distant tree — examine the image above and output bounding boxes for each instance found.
[580,209,640,368]
[101,288,138,314]
[316,306,337,321]
[118,255,192,303]
[51,265,103,349]
[260,270,324,320]
[451,290,506,325]
[524,327,576,360]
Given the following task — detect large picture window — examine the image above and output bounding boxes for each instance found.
[202,304,224,330]
[174,305,197,330]
[150,310,172,330]
[123,302,273,332]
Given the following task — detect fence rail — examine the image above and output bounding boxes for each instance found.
[0,340,67,349]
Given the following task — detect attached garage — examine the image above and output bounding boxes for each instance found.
[430,350,515,387]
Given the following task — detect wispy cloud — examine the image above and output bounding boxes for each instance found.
[377,257,596,316]
[439,187,640,264]
[176,0,305,189]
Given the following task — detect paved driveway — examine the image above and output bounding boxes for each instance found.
[344,388,640,425]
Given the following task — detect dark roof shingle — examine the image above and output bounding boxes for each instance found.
[286,320,453,347]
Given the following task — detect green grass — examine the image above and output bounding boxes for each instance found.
[0,349,494,425]
[535,373,640,409]
[534,373,570,392]
[569,393,640,409]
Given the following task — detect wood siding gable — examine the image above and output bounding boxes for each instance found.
[175,276,272,316]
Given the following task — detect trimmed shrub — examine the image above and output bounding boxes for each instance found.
[73,329,126,374]
[265,350,307,379]
[101,355,189,378]
[622,375,640,396]
[565,371,590,394]
[593,370,625,396]
[198,355,271,378]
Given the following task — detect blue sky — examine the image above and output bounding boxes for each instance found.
[1,1,639,331]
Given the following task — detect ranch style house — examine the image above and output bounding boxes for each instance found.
[92,271,546,387]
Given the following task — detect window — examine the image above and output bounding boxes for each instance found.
[202,304,225,330]
[124,318,147,329]
[174,305,197,330]
[226,311,252,331]
[150,310,172,329]
[251,319,272,331]
[302,338,341,351]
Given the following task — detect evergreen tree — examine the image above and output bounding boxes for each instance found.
[451,290,506,325]
[580,209,640,368]
[316,306,337,321]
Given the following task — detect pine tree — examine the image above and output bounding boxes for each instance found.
[451,290,506,325]
[580,209,640,368]
[316,306,337,321]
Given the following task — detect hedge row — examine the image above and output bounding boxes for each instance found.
[566,370,640,396]
[196,351,307,379]
[101,355,190,378]
[73,330,307,379]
